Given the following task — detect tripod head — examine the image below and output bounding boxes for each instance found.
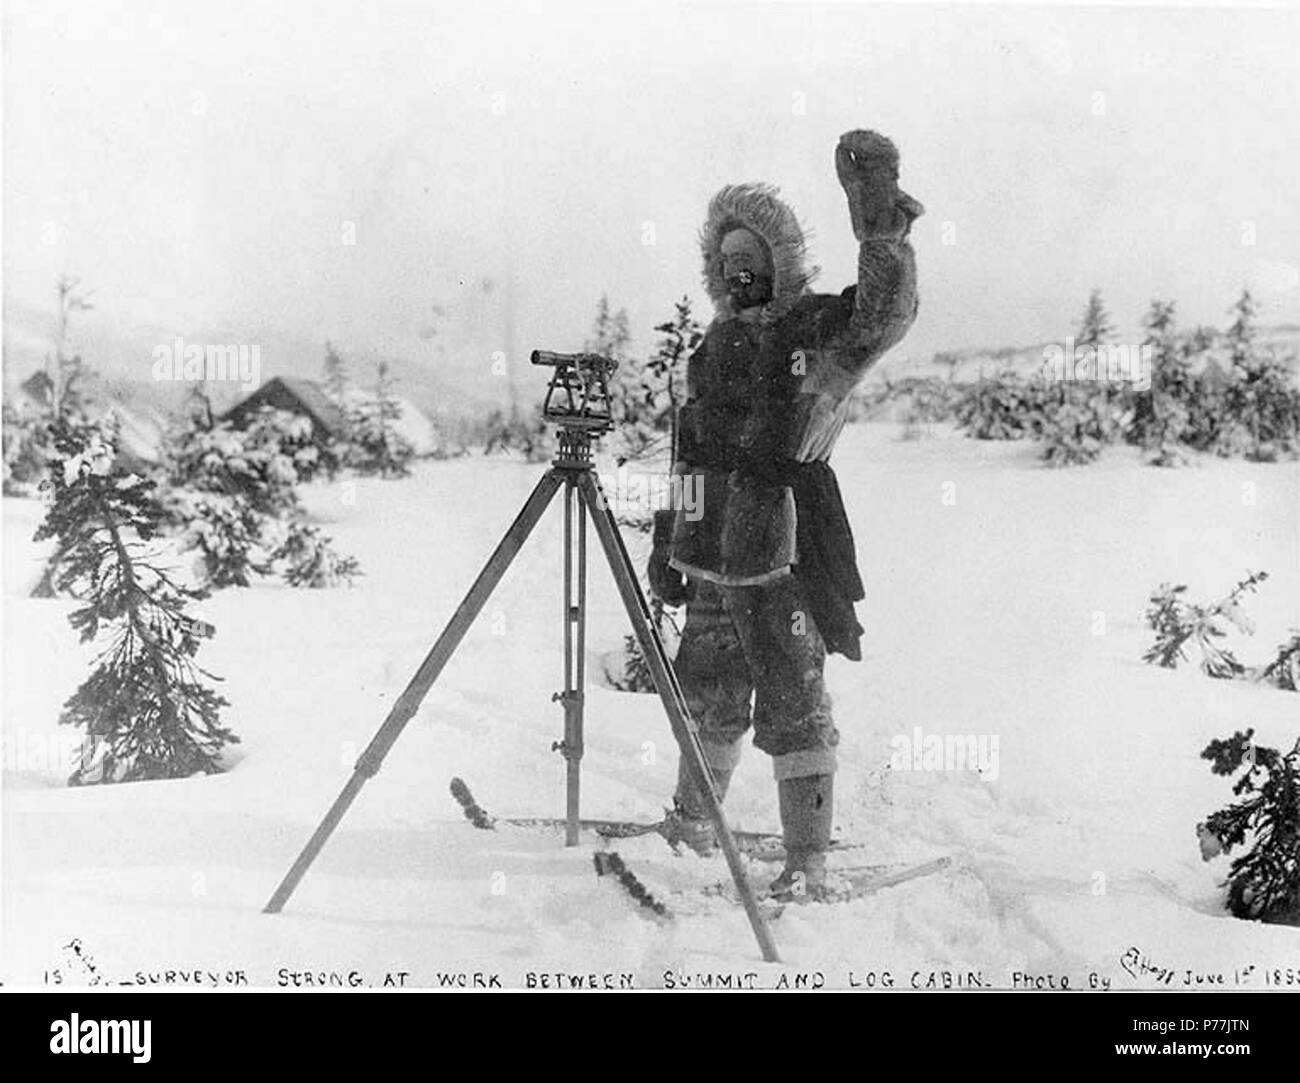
[531,350,618,467]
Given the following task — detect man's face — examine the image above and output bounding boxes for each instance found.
[720,228,773,310]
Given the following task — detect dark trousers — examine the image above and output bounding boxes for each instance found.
[674,573,838,780]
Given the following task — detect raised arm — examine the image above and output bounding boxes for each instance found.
[771,131,922,463]
[829,129,922,370]
[806,130,930,374]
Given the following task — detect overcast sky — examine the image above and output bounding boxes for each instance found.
[4,0,1299,400]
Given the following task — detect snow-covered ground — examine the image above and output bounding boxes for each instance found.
[3,423,1297,990]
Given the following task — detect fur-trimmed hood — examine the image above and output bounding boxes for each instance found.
[700,183,819,325]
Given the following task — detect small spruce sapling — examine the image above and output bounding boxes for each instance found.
[598,298,697,691]
[1261,633,1300,692]
[35,421,237,784]
[1135,299,1191,467]
[1201,729,1300,924]
[608,296,699,465]
[344,362,416,478]
[3,395,56,495]
[611,605,682,694]
[322,340,351,407]
[161,405,357,589]
[1217,289,1300,462]
[1143,571,1267,678]
[953,372,1034,441]
[270,520,361,589]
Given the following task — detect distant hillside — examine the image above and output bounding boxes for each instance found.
[1,297,505,428]
[865,325,1300,387]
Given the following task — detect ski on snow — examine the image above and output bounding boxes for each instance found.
[694,856,955,918]
[494,815,869,861]
[450,778,951,919]
[449,777,864,862]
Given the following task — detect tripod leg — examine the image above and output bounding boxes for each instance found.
[574,490,588,839]
[560,477,587,846]
[577,473,780,964]
[264,469,566,914]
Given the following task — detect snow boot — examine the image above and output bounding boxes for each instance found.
[663,756,733,857]
[770,773,833,901]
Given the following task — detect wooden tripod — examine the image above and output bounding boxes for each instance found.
[262,365,779,963]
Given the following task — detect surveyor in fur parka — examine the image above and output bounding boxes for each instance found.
[647,130,922,898]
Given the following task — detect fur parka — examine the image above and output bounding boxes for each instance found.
[669,180,919,599]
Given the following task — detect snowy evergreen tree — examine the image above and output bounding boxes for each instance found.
[172,489,268,589]
[1025,288,1124,466]
[161,406,357,589]
[269,520,361,589]
[3,395,56,495]
[1143,571,1266,678]
[1225,287,1258,367]
[319,341,355,475]
[611,296,701,465]
[1202,729,1300,924]
[322,340,351,405]
[585,294,632,362]
[1076,288,1114,347]
[597,298,699,692]
[584,295,644,460]
[344,362,415,477]
[34,420,237,785]
[1134,299,1190,466]
[1262,633,1300,692]
[1217,288,1300,461]
[161,408,288,588]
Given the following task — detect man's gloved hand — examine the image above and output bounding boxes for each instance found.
[835,129,924,242]
[647,509,691,607]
